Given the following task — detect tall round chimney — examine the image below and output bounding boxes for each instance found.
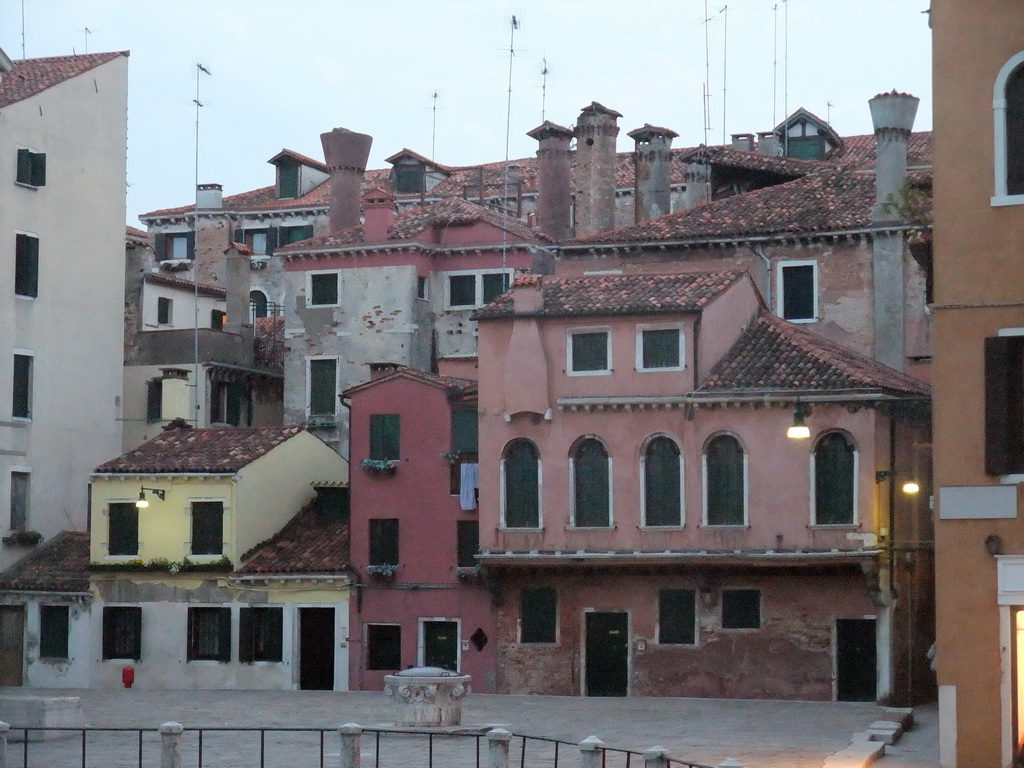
[527,121,574,241]
[320,128,373,233]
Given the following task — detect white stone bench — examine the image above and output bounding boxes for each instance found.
[0,696,83,741]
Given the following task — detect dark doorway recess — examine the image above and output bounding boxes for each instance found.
[299,607,335,690]
[585,612,628,697]
[836,618,877,702]
[423,621,459,671]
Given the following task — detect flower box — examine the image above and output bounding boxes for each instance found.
[365,564,399,580]
[362,459,398,475]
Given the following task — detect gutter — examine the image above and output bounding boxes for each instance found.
[279,241,544,261]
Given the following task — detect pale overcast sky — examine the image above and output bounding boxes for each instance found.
[1,0,932,225]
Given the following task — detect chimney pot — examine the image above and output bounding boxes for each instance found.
[731,133,755,151]
[320,128,373,233]
[527,121,574,241]
[628,123,678,223]
[196,183,223,210]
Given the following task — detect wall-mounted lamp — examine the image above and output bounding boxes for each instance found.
[874,471,920,495]
[135,487,166,509]
[787,402,811,439]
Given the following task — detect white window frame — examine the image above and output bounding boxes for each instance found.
[168,233,191,260]
[248,230,268,256]
[156,296,173,326]
[568,437,614,529]
[809,430,860,527]
[306,355,339,419]
[993,51,1024,206]
[416,275,429,301]
[701,433,750,528]
[8,466,31,532]
[444,268,513,310]
[776,260,819,323]
[307,271,341,308]
[639,433,685,528]
[567,326,612,377]
[187,497,229,559]
[417,616,462,670]
[12,348,34,422]
[635,324,686,372]
[499,449,543,530]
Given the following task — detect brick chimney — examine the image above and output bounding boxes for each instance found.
[527,121,574,241]
[362,187,397,243]
[223,242,252,338]
[320,128,373,233]
[194,183,229,285]
[628,123,678,223]
[573,102,622,237]
[868,90,919,372]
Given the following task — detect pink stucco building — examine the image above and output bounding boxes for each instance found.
[474,271,931,701]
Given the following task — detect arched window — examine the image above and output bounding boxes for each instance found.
[643,436,682,526]
[814,432,856,525]
[994,52,1024,203]
[503,439,540,528]
[572,438,610,527]
[250,290,268,319]
[704,434,745,526]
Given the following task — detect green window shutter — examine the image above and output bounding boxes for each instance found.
[217,608,232,662]
[814,433,855,524]
[265,227,279,253]
[571,332,608,372]
[309,359,337,416]
[310,274,338,305]
[1007,64,1024,195]
[370,414,400,460]
[369,518,400,565]
[642,329,680,368]
[644,437,681,526]
[573,439,609,527]
[448,275,476,306]
[264,608,283,662]
[239,608,254,663]
[16,149,31,184]
[39,605,69,659]
[15,234,39,298]
[706,435,744,525]
[367,624,401,670]
[226,382,247,427]
[191,502,223,555]
[12,354,31,419]
[985,336,1024,475]
[658,589,695,644]
[32,153,45,187]
[782,265,815,320]
[520,587,556,643]
[232,228,244,244]
[146,379,162,422]
[185,231,196,260]
[722,589,761,629]
[481,273,510,304]
[154,233,167,260]
[452,410,478,454]
[504,440,540,528]
[108,502,139,556]
[456,520,479,568]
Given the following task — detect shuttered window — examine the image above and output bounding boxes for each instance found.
[456,520,479,568]
[39,605,69,659]
[573,439,610,527]
[452,410,478,454]
[569,332,609,373]
[448,275,476,307]
[14,234,39,298]
[16,149,46,187]
[187,607,231,661]
[369,518,399,566]
[102,607,142,660]
[279,225,313,245]
[658,589,696,644]
[985,336,1024,475]
[814,432,855,525]
[781,263,816,321]
[211,310,226,330]
[9,472,28,531]
[108,502,139,556]
[308,359,337,417]
[705,435,745,525]
[641,329,681,369]
[310,273,339,306]
[370,414,400,461]
[191,501,223,555]
[12,354,31,419]
[278,163,299,199]
[520,587,556,643]
[644,437,682,526]
[157,297,172,324]
[503,440,540,528]
[367,624,401,670]
[482,273,510,304]
[239,607,283,663]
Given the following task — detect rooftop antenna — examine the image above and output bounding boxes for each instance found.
[540,57,549,122]
[721,5,728,146]
[772,4,778,127]
[827,101,834,125]
[702,0,711,144]
[501,13,519,269]
[192,62,212,426]
[783,0,790,157]
[82,27,95,54]
[20,0,25,58]
[431,91,440,161]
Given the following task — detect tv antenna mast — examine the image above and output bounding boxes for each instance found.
[540,57,549,122]
[192,63,212,425]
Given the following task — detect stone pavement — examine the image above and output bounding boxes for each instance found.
[0,689,938,768]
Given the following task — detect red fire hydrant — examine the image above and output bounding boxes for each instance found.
[122,665,135,688]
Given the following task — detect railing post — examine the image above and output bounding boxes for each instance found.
[643,746,669,768]
[159,722,183,768]
[0,721,8,768]
[338,723,362,768]
[579,735,605,768]
[487,728,512,768]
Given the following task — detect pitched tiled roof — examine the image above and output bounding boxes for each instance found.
[833,131,932,171]
[95,426,304,474]
[143,272,226,299]
[126,225,149,243]
[268,149,329,173]
[678,145,824,176]
[474,271,746,320]
[342,367,477,397]
[236,502,350,575]
[0,52,127,109]
[0,532,90,592]
[698,311,930,396]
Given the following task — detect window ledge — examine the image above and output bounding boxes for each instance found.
[808,523,860,529]
[498,526,543,532]
[637,366,685,373]
[566,524,618,531]
[638,525,685,531]
[14,182,40,191]
[700,524,750,530]
[567,370,612,377]
[784,317,818,324]
[14,294,36,301]
[991,194,1024,207]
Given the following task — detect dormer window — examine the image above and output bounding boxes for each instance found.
[393,162,424,194]
[278,162,299,199]
[994,52,1024,205]
[775,109,841,161]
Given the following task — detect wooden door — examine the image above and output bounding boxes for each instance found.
[0,606,25,686]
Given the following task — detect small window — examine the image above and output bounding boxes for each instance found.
[278,224,313,245]
[102,606,142,660]
[250,291,268,319]
[39,605,69,659]
[146,379,163,422]
[14,234,39,298]
[168,233,193,260]
[308,358,337,417]
[239,607,283,663]
[248,230,269,256]
[416,276,428,300]
[108,502,139,556]
[9,472,29,531]
[211,309,226,331]
[572,438,610,527]
[12,354,32,419]
[157,297,172,325]
[369,518,399,566]
[482,273,511,304]
[503,439,540,528]
[705,434,745,526]
[187,607,231,661]
[779,262,817,321]
[658,589,696,645]
[569,331,610,374]
[366,624,401,670]
[986,334,1024,474]
[456,520,479,568]
[211,381,251,427]
[16,149,46,187]
[445,271,512,309]
[452,410,478,454]
[191,501,224,555]
[278,163,300,199]
[639,328,682,370]
[722,589,761,629]
[447,275,476,307]
[310,273,339,306]
[814,432,856,525]
[370,414,400,461]
[393,164,424,194]
[643,436,682,526]
[520,587,556,643]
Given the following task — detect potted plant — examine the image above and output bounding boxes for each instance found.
[365,563,399,580]
[884,177,933,268]
[2,530,42,547]
[362,458,398,475]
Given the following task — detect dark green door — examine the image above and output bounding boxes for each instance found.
[423,621,459,671]
[836,618,877,701]
[585,612,628,696]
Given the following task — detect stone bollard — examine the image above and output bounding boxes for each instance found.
[338,723,362,768]
[644,746,670,768]
[0,721,8,768]
[579,735,605,768]
[718,760,744,768]
[159,722,183,768]
[487,728,512,768]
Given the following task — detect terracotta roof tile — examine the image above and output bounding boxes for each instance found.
[95,426,305,474]
[143,272,226,299]
[236,502,350,575]
[342,367,477,397]
[833,131,932,171]
[267,149,329,173]
[0,532,90,592]
[125,225,148,242]
[0,52,127,109]
[474,271,746,320]
[699,311,930,396]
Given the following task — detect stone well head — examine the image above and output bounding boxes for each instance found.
[383,666,472,727]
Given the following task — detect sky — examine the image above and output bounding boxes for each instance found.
[1,1,933,225]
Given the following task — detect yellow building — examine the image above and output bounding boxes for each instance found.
[89,424,349,689]
[932,2,1024,764]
